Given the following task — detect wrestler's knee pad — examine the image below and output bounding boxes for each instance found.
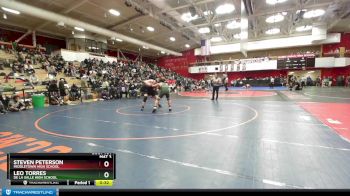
[143,96,148,102]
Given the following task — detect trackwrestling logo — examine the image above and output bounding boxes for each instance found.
[1,188,57,196]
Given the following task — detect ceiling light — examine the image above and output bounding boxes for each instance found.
[234,33,240,39]
[266,14,284,23]
[142,46,149,49]
[161,51,165,54]
[170,37,176,41]
[3,13,7,19]
[198,27,210,34]
[265,28,280,35]
[88,47,99,50]
[233,32,248,39]
[203,10,213,16]
[296,9,307,14]
[74,27,84,32]
[303,9,325,19]
[1,7,20,15]
[185,44,190,48]
[214,23,221,27]
[296,25,312,32]
[210,37,223,42]
[147,26,154,32]
[57,21,65,27]
[266,0,288,5]
[181,12,199,22]
[72,31,74,35]
[116,39,123,42]
[109,9,120,16]
[226,20,240,29]
[215,4,235,15]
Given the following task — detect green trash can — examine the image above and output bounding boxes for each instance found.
[32,94,45,108]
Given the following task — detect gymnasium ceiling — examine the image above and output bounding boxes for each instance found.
[0,0,349,58]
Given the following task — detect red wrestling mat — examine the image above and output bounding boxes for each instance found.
[178,90,277,98]
[299,102,350,141]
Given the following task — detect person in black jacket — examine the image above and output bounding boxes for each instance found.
[0,94,6,114]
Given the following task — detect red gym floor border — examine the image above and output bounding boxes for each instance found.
[299,102,350,142]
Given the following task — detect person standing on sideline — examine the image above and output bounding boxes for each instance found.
[270,76,275,89]
[222,73,228,91]
[211,73,222,100]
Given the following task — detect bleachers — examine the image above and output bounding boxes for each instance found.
[0,50,16,61]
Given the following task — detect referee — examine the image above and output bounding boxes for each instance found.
[211,73,222,100]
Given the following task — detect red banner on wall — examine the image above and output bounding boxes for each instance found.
[157,49,198,77]
[322,33,350,56]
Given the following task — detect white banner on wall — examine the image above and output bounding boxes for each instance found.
[189,58,276,73]
[59,49,118,63]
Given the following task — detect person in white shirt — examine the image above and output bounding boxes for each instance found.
[211,73,222,100]
[102,80,109,89]
[270,77,275,89]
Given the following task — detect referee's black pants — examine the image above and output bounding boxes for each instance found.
[212,86,219,100]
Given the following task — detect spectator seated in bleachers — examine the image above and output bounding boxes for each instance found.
[47,80,63,105]
[119,82,129,98]
[29,73,39,85]
[0,92,7,114]
[47,65,57,79]
[128,83,139,98]
[0,100,6,114]
[0,93,10,112]
[24,63,35,75]
[8,95,26,112]
[69,83,80,101]
[108,84,118,99]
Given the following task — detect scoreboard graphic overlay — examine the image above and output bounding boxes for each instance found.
[7,153,116,186]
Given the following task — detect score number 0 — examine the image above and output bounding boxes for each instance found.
[104,161,109,178]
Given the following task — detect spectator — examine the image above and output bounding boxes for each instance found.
[59,78,68,104]
[269,77,274,89]
[8,95,26,112]
[345,75,350,88]
[0,93,9,111]
[69,83,80,101]
[0,94,6,114]
[316,76,321,87]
